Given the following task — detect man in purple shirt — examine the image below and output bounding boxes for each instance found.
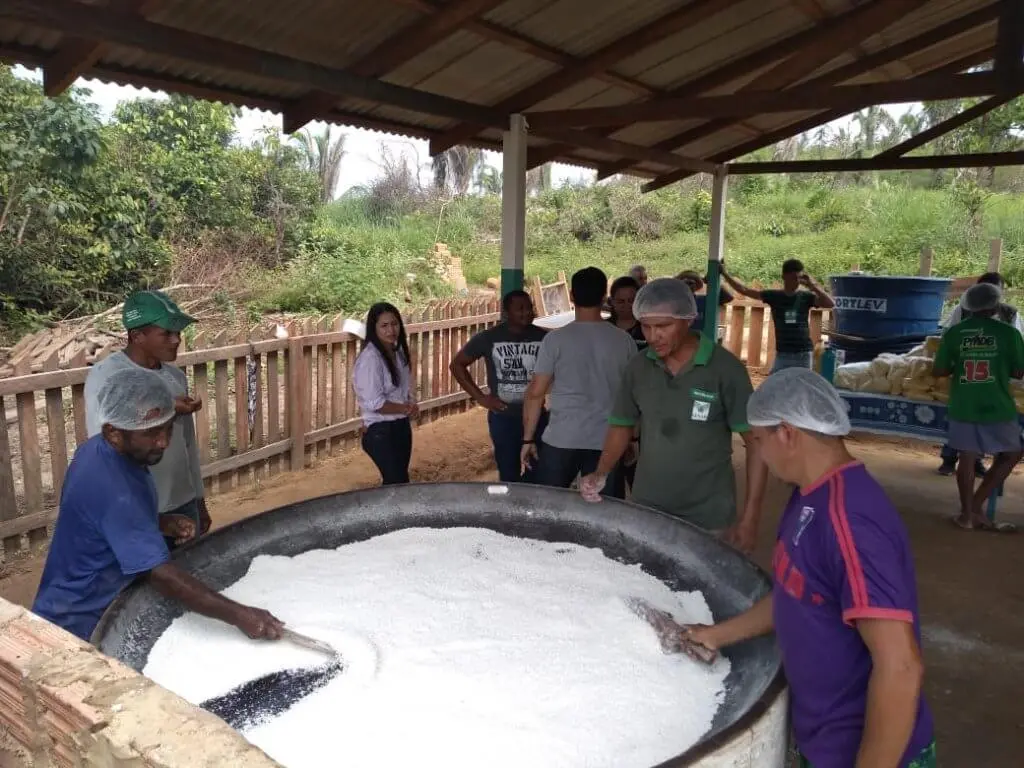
[687,369,934,768]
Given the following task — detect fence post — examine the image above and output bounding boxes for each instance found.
[918,246,933,276]
[288,337,306,471]
[988,238,1002,273]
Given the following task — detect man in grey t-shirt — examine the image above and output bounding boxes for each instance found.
[521,267,637,498]
[85,291,208,549]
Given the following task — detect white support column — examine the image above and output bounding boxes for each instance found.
[501,113,528,299]
[703,166,728,338]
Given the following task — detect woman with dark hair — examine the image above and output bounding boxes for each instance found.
[353,302,418,485]
[607,276,646,350]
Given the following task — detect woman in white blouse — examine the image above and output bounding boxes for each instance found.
[352,303,418,484]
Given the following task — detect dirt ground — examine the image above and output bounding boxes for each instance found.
[1,406,1021,765]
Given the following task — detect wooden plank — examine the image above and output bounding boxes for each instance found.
[68,349,88,447]
[303,320,314,464]
[233,332,251,487]
[918,247,934,276]
[809,310,823,347]
[747,307,765,369]
[251,344,265,481]
[213,332,231,493]
[15,361,45,549]
[989,238,1002,272]
[345,336,359,450]
[267,348,281,476]
[430,304,442,423]
[0,510,55,542]
[765,314,777,370]
[192,357,211,496]
[0,394,21,558]
[727,304,746,358]
[201,438,291,479]
[42,354,69,502]
[305,390,475,445]
[728,151,1024,175]
[315,317,329,456]
[288,338,307,471]
[330,335,344,453]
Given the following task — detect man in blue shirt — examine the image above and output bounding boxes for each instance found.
[33,365,284,643]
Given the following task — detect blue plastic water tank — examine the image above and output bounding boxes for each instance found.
[829,275,951,338]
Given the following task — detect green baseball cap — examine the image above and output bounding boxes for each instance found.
[122,290,196,332]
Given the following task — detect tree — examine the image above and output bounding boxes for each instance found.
[431,145,482,196]
[526,163,552,195]
[293,126,346,203]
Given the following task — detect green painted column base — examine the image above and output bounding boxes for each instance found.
[501,268,524,299]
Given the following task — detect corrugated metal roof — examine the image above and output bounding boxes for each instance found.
[0,0,1009,184]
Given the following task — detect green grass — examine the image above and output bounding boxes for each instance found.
[246,182,1024,315]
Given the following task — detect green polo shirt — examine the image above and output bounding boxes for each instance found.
[609,333,753,530]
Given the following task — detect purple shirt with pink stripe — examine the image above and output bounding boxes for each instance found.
[772,462,933,767]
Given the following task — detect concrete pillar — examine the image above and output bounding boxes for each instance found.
[703,167,728,338]
[501,114,527,298]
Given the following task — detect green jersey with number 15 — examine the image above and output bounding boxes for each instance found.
[934,315,1024,423]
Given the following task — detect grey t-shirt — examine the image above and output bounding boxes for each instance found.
[533,320,637,450]
[461,323,547,409]
[84,352,204,514]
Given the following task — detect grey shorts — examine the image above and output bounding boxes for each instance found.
[947,419,1023,456]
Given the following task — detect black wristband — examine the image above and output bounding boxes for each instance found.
[522,439,535,445]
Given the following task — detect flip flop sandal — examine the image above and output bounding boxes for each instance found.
[950,516,974,531]
[975,520,1017,534]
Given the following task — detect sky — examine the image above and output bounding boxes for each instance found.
[13,65,912,197]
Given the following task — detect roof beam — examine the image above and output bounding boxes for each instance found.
[1,0,504,128]
[427,0,741,156]
[994,0,1024,88]
[591,0,982,179]
[525,1,931,173]
[42,0,157,96]
[539,128,719,175]
[285,0,507,133]
[388,0,655,97]
[726,151,1024,174]
[640,48,998,192]
[525,72,1003,128]
[877,93,1021,159]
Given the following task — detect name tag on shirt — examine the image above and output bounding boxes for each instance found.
[785,309,798,324]
[691,400,711,422]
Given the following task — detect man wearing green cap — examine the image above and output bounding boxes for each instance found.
[85,290,210,548]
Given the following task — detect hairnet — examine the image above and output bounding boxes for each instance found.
[748,368,851,436]
[961,282,1001,313]
[632,277,698,320]
[96,367,176,431]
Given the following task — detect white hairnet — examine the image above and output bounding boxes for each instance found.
[632,277,698,320]
[95,367,176,431]
[748,368,851,436]
[961,282,1001,313]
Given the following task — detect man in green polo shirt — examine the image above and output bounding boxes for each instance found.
[579,279,768,553]
[933,282,1024,532]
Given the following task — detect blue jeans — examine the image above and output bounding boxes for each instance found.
[488,408,547,483]
[361,418,413,485]
[535,444,625,499]
[770,351,813,374]
[163,499,201,551]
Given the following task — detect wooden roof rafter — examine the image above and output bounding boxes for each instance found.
[546,1,1002,177]
[727,151,1024,174]
[284,0,510,134]
[640,47,1001,192]
[426,0,746,156]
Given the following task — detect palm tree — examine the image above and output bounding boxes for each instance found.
[293,126,346,203]
[431,146,482,196]
[526,163,553,195]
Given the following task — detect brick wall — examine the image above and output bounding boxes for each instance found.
[0,598,280,768]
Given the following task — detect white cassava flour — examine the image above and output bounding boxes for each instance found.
[144,527,730,767]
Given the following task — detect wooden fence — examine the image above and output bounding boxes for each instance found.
[0,298,500,560]
[715,300,831,370]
